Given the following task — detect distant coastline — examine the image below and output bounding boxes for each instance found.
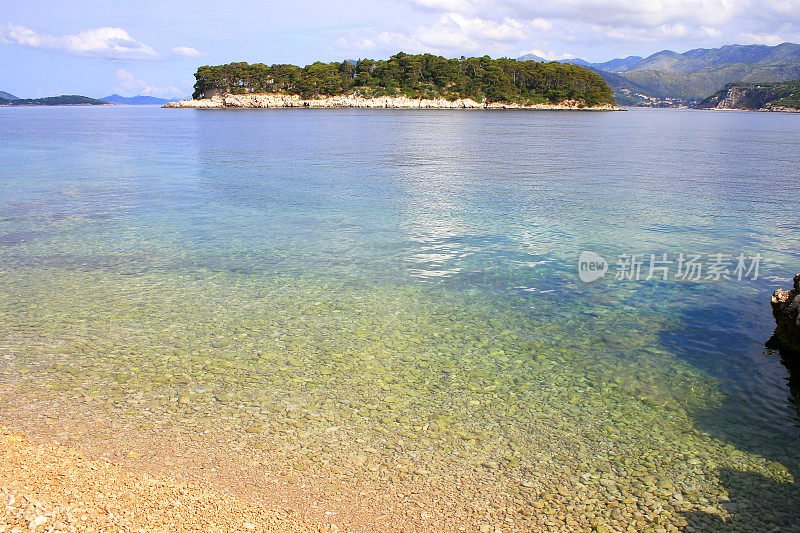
[0,93,171,107]
[0,95,108,107]
[165,92,621,110]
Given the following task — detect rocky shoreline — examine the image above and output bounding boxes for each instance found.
[694,82,800,112]
[164,92,620,110]
[763,105,800,113]
[771,273,800,353]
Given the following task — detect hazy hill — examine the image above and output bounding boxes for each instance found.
[517,53,548,63]
[584,68,657,106]
[557,57,592,66]
[590,56,644,72]
[630,43,800,73]
[540,43,800,74]
[102,94,169,105]
[620,63,800,101]
[0,91,18,100]
[517,55,640,71]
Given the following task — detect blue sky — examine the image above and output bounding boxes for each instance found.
[2,0,799,99]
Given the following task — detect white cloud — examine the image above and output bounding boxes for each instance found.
[412,0,484,14]
[339,31,425,54]
[411,0,752,30]
[172,46,202,57]
[0,23,156,59]
[0,23,201,60]
[519,48,576,60]
[739,32,789,45]
[701,26,723,39]
[337,13,552,56]
[113,68,187,97]
[343,0,800,59]
[415,14,529,48]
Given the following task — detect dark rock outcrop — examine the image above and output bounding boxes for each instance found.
[770,273,800,354]
[695,83,783,110]
[694,81,800,111]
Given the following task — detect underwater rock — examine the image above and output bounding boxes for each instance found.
[770,273,800,354]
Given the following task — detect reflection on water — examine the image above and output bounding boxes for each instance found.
[766,332,800,429]
[0,106,799,531]
[395,115,476,280]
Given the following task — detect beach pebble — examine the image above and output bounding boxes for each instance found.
[29,516,47,529]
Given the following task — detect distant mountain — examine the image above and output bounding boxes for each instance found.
[556,57,592,66]
[517,53,548,62]
[694,80,800,111]
[518,55,642,72]
[629,43,800,73]
[516,55,593,66]
[519,43,800,106]
[584,68,661,106]
[608,43,800,102]
[101,94,169,105]
[0,95,108,106]
[591,56,644,73]
[619,63,800,101]
[0,90,18,100]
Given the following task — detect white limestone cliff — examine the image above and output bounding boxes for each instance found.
[165,93,619,110]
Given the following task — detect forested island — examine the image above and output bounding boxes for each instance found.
[694,80,800,111]
[172,52,616,109]
[0,95,108,106]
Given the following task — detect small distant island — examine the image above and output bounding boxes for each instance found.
[167,52,618,110]
[694,80,800,112]
[0,93,172,107]
[102,94,170,106]
[0,94,109,107]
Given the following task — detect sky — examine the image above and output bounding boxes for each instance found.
[1,0,799,99]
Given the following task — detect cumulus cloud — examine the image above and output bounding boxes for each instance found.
[515,0,744,29]
[0,23,201,60]
[113,68,188,97]
[414,14,533,49]
[411,0,782,30]
[338,0,800,60]
[740,32,791,45]
[337,13,552,56]
[412,0,484,14]
[172,46,202,57]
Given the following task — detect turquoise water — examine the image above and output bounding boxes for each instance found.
[0,105,799,531]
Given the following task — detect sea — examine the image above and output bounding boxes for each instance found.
[0,105,798,531]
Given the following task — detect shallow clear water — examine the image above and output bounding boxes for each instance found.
[0,105,799,531]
